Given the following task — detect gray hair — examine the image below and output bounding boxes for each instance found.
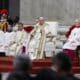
[13,54,32,71]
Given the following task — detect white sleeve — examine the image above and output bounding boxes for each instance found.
[75,31,80,45]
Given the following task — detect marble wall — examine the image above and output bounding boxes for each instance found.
[20,0,80,25]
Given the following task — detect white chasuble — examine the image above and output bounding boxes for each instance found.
[28,22,58,59]
[9,30,27,56]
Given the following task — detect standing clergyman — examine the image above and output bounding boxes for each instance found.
[28,17,57,59]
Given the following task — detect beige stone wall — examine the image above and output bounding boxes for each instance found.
[20,0,80,25]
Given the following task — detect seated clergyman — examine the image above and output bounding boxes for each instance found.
[9,23,28,56]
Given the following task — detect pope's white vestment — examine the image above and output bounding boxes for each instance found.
[28,23,48,59]
[28,22,58,59]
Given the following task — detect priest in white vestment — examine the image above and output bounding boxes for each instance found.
[9,23,28,56]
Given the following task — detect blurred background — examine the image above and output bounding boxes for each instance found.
[1,0,80,25]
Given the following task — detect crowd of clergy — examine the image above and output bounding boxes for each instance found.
[0,9,80,61]
[0,9,57,60]
[0,9,80,80]
[0,9,28,56]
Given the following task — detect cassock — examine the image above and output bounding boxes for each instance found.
[63,27,80,59]
[9,30,27,56]
[0,30,5,56]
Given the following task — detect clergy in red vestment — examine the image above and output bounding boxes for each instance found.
[65,19,80,38]
[63,21,80,60]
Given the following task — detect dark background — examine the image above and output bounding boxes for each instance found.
[0,0,9,9]
[0,0,20,18]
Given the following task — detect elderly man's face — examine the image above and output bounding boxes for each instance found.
[75,22,80,27]
[39,19,44,25]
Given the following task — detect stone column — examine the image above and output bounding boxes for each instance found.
[9,0,20,19]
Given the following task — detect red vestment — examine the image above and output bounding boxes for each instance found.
[65,24,76,38]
